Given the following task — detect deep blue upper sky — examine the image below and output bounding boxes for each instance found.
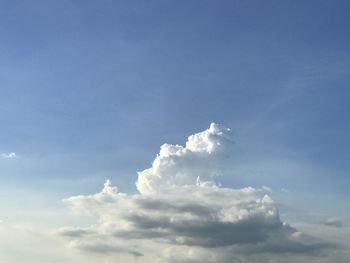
[1,0,350,198]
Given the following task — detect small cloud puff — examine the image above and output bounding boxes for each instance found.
[320,218,343,228]
[0,152,17,159]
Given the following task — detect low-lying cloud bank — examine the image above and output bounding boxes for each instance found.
[59,123,342,262]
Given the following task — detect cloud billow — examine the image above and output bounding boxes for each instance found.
[136,123,232,194]
[60,123,335,262]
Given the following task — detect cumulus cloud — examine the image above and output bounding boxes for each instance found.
[60,123,338,262]
[136,123,232,194]
[0,152,17,159]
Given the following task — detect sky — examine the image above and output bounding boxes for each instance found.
[0,0,350,262]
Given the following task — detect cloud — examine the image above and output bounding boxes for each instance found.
[57,227,96,238]
[136,123,232,194]
[0,152,17,159]
[68,239,143,257]
[319,218,343,228]
[60,123,339,262]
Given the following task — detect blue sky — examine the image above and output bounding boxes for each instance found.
[1,0,349,193]
[0,1,350,262]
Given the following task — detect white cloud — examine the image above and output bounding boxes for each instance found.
[0,152,17,159]
[60,123,341,262]
[136,123,232,194]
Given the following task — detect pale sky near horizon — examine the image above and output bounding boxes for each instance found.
[1,1,350,262]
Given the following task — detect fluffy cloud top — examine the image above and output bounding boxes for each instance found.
[61,124,336,262]
[136,123,232,194]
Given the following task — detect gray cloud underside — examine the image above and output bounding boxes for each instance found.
[61,183,336,261]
